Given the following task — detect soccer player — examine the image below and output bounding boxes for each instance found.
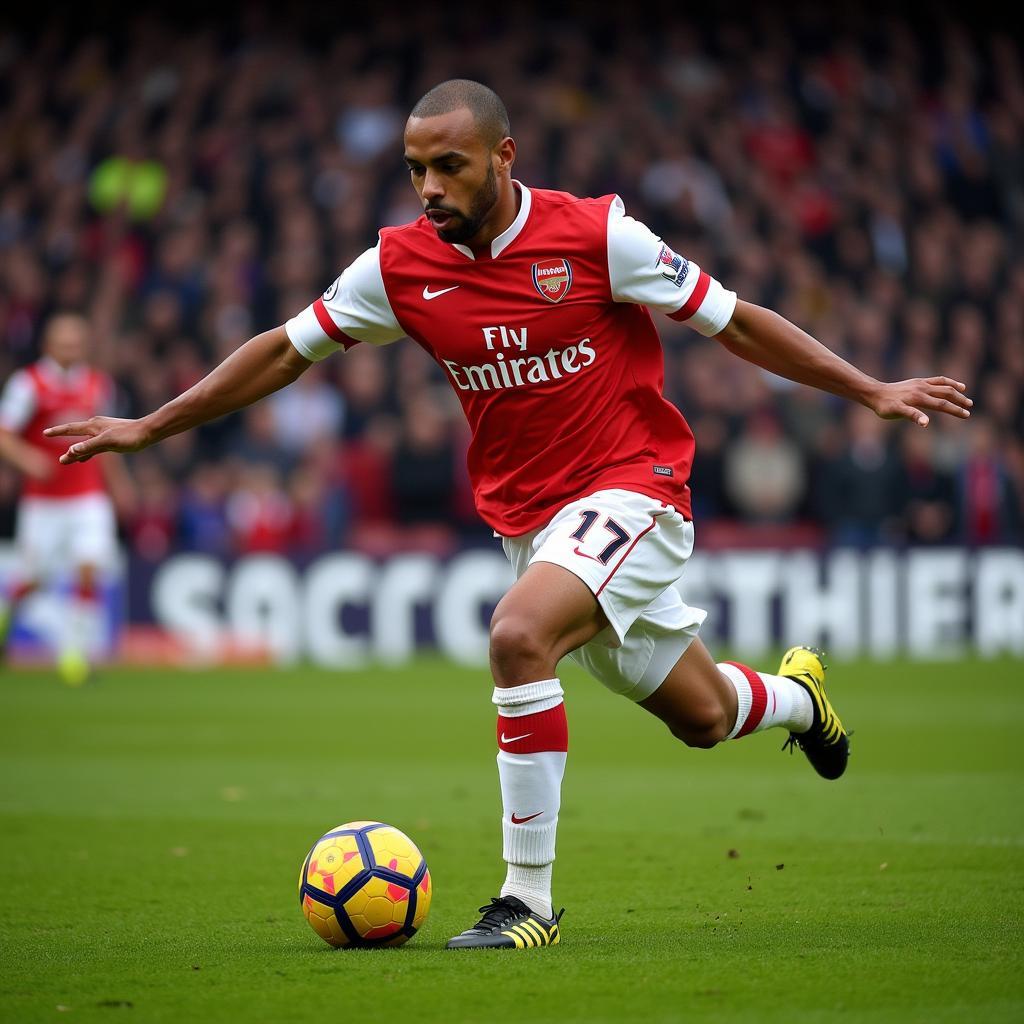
[0,313,130,684]
[46,81,973,947]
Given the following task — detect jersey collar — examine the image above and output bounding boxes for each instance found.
[39,356,85,384]
[451,181,531,261]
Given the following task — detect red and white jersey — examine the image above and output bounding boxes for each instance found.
[286,183,736,535]
[0,358,112,499]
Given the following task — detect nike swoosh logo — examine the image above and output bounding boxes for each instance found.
[500,732,533,744]
[422,285,460,300]
[510,811,543,824]
[572,545,602,562]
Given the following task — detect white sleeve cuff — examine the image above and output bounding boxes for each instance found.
[285,307,337,362]
[284,243,406,362]
[606,195,736,334]
[668,272,737,336]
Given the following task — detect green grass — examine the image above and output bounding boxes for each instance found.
[1,655,1022,1023]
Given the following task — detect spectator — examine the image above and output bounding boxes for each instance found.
[897,427,957,545]
[723,411,806,523]
[957,418,1021,546]
[226,463,293,554]
[229,404,298,478]
[128,456,178,562]
[817,407,903,547]
[267,364,344,456]
[391,392,458,527]
[177,463,230,555]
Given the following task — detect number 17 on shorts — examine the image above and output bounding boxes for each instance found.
[504,488,697,647]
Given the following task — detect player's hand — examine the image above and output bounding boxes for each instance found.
[21,447,56,481]
[43,416,154,463]
[867,377,973,427]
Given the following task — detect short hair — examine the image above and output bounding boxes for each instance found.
[409,79,510,147]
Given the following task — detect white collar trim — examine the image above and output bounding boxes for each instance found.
[40,356,83,381]
[452,181,532,260]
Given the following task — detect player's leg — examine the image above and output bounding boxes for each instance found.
[448,489,695,950]
[489,558,607,685]
[636,636,737,746]
[56,560,101,686]
[562,524,850,779]
[447,559,601,950]
[638,638,849,779]
[639,637,812,746]
[0,498,45,659]
[59,494,117,686]
[0,577,39,658]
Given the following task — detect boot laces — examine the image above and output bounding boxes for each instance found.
[472,896,525,931]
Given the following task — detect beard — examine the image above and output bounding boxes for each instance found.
[427,164,499,244]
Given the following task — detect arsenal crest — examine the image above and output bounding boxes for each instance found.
[532,258,573,303]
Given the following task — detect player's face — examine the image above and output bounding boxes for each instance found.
[404,108,511,245]
[43,315,89,368]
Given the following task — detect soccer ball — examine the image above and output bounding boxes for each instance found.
[298,821,432,947]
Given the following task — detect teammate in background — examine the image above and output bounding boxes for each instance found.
[0,313,132,685]
[46,82,974,945]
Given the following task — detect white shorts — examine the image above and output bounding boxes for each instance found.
[500,489,706,702]
[14,493,118,579]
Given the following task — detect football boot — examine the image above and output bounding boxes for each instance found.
[446,895,563,950]
[778,645,849,780]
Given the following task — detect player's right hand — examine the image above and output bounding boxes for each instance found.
[44,416,154,463]
[22,447,56,481]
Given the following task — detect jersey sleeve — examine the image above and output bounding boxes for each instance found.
[284,243,406,361]
[606,196,737,337]
[0,370,37,432]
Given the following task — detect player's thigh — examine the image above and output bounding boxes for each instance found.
[637,637,736,740]
[66,495,117,574]
[568,582,706,700]
[491,559,608,664]
[14,499,68,580]
[525,489,694,647]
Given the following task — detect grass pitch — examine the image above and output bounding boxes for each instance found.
[1,654,1022,1023]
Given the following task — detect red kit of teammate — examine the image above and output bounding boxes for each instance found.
[0,314,122,684]
[13,360,111,500]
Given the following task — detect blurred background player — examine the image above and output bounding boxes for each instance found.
[0,313,132,684]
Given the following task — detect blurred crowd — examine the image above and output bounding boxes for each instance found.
[1,3,1021,559]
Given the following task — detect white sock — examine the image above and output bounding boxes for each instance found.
[64,596,102,658]
[502,863,553,920]
[493,678,567,919]
[718,662,814,739]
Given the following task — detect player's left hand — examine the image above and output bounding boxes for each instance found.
[867,377,973,427]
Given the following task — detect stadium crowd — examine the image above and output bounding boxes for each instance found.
[1,5,1021,560]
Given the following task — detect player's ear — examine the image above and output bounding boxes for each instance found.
[495,136,515,175]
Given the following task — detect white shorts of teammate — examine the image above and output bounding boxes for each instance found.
[14,493,118,580]
[500,488,706,702]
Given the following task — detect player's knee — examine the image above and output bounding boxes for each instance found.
[666,703,730,749]
[489,611,551,683]
[679,728,724,750]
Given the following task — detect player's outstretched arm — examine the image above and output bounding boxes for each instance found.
[45,326,311,463]
[714,299,973,427]
[0,428,54,479]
